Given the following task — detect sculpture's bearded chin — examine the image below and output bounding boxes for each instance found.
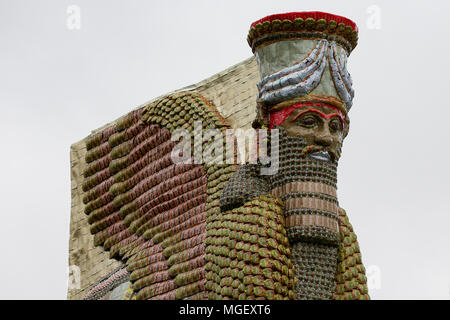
[269,127,341,300]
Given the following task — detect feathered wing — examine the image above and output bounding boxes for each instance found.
[82,91,237,300]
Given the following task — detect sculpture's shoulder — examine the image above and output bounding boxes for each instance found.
[333,207,370,300]
[219,164,270,212]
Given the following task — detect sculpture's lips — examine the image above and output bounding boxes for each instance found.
[309,150,331,162]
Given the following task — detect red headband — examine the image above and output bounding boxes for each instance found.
[269,102,345,129]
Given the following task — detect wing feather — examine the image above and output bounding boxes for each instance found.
[82,91,234,300]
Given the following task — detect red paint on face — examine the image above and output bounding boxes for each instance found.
[269,103,345,129]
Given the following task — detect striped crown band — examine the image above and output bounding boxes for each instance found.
[247,11,358,54]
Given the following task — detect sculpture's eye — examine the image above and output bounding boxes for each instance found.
[329,118,342,132]
[298,115,317,128]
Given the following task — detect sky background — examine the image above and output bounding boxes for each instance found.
[0,0,449,299]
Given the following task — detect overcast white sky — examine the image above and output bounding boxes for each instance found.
[0,0,449,299]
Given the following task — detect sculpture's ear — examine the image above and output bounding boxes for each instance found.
[219,163,270,212]
[343,116,350,138]
[252,101,269,129]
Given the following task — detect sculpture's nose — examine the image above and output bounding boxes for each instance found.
[314,127,333,147]
[315,136,333,147]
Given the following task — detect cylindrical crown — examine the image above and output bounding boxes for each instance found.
[248,11,358,55]
[248,12,358,122]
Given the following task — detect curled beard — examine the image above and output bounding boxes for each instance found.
[268,126,340,245]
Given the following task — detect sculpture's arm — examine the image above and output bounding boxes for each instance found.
[333,208,370,300]
[205,194,297,300]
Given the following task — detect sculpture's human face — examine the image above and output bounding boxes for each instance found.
[275,104,346,162]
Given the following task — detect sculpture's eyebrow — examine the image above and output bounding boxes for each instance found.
[291,108,344,127]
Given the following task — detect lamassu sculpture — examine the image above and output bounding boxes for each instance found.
[68,11,369,300]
